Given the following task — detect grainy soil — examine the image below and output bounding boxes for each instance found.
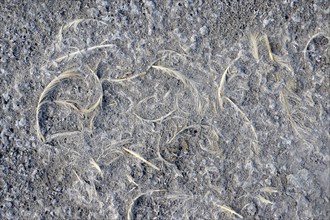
[0,1,329,219]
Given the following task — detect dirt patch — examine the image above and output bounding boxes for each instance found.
[0,1,329,219]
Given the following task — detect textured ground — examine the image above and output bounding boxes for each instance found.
[0,1,329,219]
